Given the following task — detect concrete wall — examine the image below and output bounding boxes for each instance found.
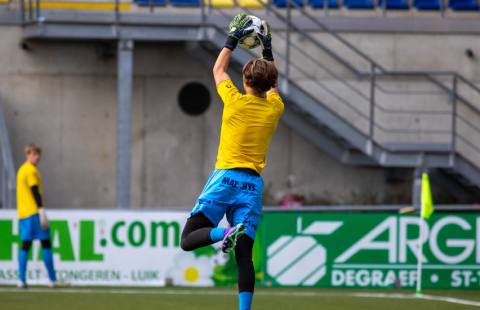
[5,24,477,208]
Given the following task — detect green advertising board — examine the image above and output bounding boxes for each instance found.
[261,213,480,290]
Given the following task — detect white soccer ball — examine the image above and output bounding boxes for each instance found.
[238,15,265,50]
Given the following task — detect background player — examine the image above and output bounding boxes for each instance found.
[180,14,283,310]
[17,143,68,288]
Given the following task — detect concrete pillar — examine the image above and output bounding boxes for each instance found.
[116,40,134,209]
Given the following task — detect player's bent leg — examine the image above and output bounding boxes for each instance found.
[18,240,32,288]
[235,235,255,310]
[221,223,246,254]
[181,212,222,251]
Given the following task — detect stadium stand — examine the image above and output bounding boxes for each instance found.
[413,0,440,10]
[378,0,409,9]
[12,0,479,12]
[136,0,166,6]
[171,0,269,7]
[171,0,199,5]
[342,0,374,9]
[205,0,234,7]
[274,0,303,8]
[25,1,131,10]
[449,0,479,10]
[237,0,267,8]
[308,0,339,9]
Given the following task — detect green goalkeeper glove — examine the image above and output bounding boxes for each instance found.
[256,21,274,61]
[224,13,254,51]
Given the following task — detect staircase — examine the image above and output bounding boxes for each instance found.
[188,1,480,202]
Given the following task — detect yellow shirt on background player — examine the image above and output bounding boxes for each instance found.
[17,162,42,219]
[215,80,284,175]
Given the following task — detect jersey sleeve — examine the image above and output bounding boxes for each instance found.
[31,185,44,207]
[268,92,285,117]
[25,168,39,188]
[217,80,241,107]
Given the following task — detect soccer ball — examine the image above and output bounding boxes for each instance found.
[238,15,265,50]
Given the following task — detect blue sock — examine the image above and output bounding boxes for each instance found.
[209,228,226,243]
[42,248,57,281]
[18,249,28,283]
[239,292,253,310]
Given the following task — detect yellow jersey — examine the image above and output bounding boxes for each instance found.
[215,80,284,175]
[17,162,42,219]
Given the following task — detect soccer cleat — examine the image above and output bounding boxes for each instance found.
[222,223,246,254]
[17,281,28,289]
[49,280,71,289]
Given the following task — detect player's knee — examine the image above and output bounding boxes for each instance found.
[180,238,193,251]
[41,239,52,249]
[21,240,32,251]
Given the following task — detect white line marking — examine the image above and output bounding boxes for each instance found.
[417,294,480,307]
[333,264,480,270]
[0,288,479,306]
[332,264,418,269]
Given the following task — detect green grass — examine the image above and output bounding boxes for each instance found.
[1,286,480,310]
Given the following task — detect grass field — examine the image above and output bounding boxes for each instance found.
[2,286,480,310]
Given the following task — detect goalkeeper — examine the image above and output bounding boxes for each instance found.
[181,14,283,310]
[17,144,68,288]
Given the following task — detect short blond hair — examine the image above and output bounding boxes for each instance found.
[25,143,42,155]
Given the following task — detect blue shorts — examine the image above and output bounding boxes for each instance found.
[19,213,50,241]
[190,169,263,241]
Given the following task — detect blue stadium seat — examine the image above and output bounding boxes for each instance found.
[449,0,479,10]
[171,0,200,5]
[274,0,303,8]
[309,0,339,8]
[135,0,166,6]
[343,0,374,8]
[414,0,440,9]
[378,0,409,9]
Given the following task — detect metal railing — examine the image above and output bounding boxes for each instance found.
[0,94,16,209]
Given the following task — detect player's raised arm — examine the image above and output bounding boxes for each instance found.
[213,13,254,88]
[213,48,232,88]
[256,21,279,97]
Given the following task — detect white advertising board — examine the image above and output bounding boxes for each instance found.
[0,210,229,286]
